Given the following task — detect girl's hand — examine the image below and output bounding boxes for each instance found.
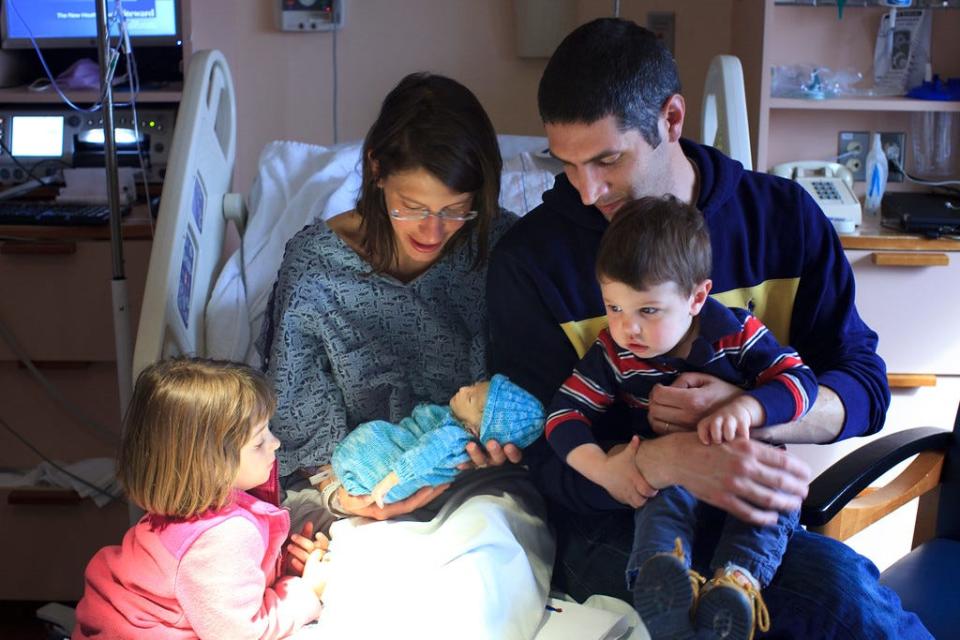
[301,547,331,600]
[284,521,330,576]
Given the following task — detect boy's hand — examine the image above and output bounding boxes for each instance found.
[696,395,765,445]
[597,436,658,508]
[284,521,330,576]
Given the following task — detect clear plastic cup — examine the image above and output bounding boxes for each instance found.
[910,111,960,179]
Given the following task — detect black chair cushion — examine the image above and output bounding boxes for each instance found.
[879,538,960,640]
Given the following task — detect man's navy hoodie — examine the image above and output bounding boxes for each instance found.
[487,139,889,514]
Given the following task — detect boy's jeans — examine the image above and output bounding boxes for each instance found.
[627,485,797,589]
[548,498,932,639]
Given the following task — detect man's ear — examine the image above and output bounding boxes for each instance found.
[661,94,686,143]
[689,279,712,315]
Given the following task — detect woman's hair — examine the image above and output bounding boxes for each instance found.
[117,358,276,518]
[357,72,502,273]
[596,195,712,296]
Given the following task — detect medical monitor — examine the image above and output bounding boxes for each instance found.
[1,0,181,49]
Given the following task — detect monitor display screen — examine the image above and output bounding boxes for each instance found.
[10,115,65,157]
[1,0,180,48]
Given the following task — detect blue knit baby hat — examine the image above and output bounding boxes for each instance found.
[478,374,544,449]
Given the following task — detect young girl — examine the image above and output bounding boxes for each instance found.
[74,358,328,639]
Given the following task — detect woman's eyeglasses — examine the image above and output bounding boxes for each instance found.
[389,207,478,222]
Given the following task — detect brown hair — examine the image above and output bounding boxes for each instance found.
[116,358,276,518]
[356,72,502,273]
[596,195,712,296]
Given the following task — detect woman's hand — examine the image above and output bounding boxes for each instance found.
[461,440,523,469]
[336,483,450,521]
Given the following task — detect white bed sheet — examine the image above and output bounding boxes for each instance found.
[294,474,555,640]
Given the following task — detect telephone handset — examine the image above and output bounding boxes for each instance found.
[770,161,862,232]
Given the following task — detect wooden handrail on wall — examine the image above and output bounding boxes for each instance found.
[870,252,949,267]
[888,374,937,389]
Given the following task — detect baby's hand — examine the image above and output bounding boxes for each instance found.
[598,436,658,508]
[284,521,330,576]
[696,395,764,445]
[370,472,400,509]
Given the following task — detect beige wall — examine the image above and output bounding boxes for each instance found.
[188,0,759,193]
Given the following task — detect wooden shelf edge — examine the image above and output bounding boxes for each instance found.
[769,97,960,113]
[888,373,937,388]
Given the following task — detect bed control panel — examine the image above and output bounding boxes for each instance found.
[0,105,178,185]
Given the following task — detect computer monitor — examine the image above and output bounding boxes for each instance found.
[1,0,181,49]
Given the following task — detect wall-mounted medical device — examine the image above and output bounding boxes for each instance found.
[0,106,177,185]
[277,0,344,32]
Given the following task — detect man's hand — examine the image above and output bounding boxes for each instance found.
[337,483,449,521]
[461,440,523,469]
[648,372,743,434]
[635,431,811,526]
[284,521,330,576]
[696,395,765,445]
[597,436,658,508]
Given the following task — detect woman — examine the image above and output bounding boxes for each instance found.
[257,66,547,556]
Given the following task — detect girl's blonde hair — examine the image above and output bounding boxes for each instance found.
[117,358,276,518]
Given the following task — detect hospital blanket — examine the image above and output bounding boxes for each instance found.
[292,467,554,640]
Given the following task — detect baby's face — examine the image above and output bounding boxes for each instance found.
[449,381,490,435]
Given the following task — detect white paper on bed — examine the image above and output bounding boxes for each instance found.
[205,136,559,364]
[293,478,555,640]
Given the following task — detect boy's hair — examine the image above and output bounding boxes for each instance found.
[597,196,712,296]
[538,17,681,148]
[117,358,276,518]
[357,72,502,273]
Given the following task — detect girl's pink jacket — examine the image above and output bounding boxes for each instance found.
[73,472,320,639]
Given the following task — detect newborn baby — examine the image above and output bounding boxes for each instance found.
[331,374,544,507]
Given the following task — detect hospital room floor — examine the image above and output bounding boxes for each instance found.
[0,601,57,639]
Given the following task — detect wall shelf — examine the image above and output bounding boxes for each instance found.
[770,96,960,111]
[775,0,960,8]
[0,84,182,104]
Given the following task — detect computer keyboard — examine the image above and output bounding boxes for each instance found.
[0,201,114,226]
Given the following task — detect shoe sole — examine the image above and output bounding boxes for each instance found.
[695,584,753,640]
[633,554,695,640]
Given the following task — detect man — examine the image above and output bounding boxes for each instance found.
[487,17,929,639]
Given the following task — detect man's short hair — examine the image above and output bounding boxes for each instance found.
[597,196,711,296]
[538,18,681,148]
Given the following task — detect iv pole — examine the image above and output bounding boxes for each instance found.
[94,0,133,419]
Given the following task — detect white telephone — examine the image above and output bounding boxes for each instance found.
[770,161,862,232]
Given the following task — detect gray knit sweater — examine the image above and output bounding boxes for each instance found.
[259,211,517,477]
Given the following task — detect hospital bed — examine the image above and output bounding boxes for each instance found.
[130,49,620,640]
[131,49,749,640]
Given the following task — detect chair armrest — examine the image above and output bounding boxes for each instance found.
[801,427,951,530]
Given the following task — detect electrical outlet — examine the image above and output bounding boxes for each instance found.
[838,131,870,182]
[880,131,905,183]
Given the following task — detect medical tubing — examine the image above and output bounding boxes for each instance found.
[890,157,960,187]
[8,0,136,113]
[0,314,120,444]
[0,416,122,502]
